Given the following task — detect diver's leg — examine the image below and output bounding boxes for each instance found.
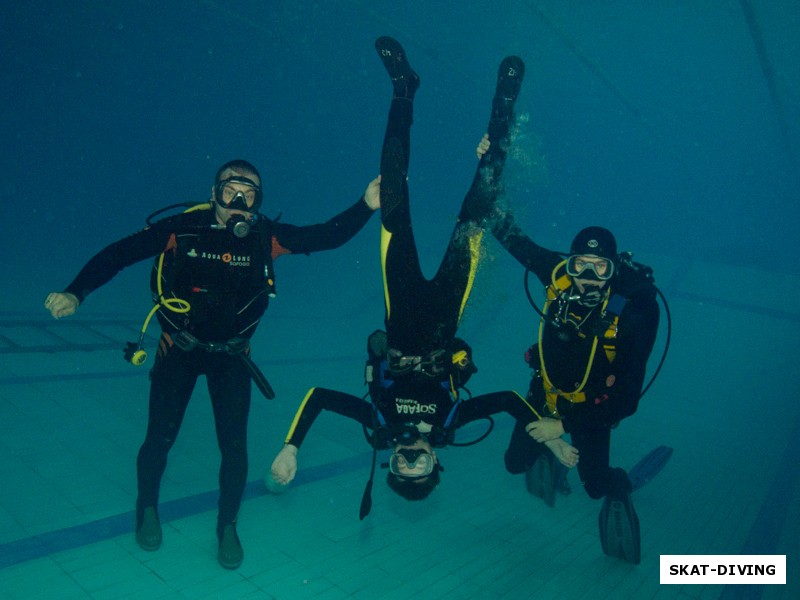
[207,354,251,530]
[375,37,427,347]
[375,36,418,232]
[432,57,526,333]
[572,426,629,499]
[458,55,525,225]
[135,341,197,549]
[583,427,640,563]
[207,353,250,569]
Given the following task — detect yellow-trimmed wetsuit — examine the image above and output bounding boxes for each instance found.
[280,52,533,453]
[491,214,660,500]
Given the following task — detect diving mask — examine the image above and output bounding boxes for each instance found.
[566,254,614,281]
[214,176,263,213]
[388,448,436,479]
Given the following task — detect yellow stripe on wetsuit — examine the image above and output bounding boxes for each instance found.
[512,389,542,421]
[381,225,392,319]
[458,228,484,323]
[380,224,484,325]
[283,387,316,444]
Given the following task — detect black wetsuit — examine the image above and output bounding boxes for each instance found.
[492,215,660,498]
[64,200,373,529]
[282,68,540,453]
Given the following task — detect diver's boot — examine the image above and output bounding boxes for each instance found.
[217,522,244,570]
[525,452,557,507]
[488,56,525,141]
[135,506,162,551]
[598,478,641,564]
[375,36,420,99]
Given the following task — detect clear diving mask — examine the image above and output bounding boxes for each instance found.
[566,254,614,281]
[214,176,263,213]
[388,448,436,480]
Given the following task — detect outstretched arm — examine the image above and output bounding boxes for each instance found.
[271,180,379,257]
[44,217,184,318]
[269,387,374,487]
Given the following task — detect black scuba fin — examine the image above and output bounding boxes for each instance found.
[628,445,673,491]
[525,452,571,507]
[594,447,672,564]
[526,452,557,507]
[599,490,641,564]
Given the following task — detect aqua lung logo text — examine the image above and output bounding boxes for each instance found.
[196,251,251,267]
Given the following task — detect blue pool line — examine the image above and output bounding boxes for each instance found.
[0,451,373,570]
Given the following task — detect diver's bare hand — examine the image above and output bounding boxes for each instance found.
[364,175,381,210]
[44,292,79,319]
[270,444,298,485]
[526,417,565,443]
[476,133,490,159]
[545,438,579,468]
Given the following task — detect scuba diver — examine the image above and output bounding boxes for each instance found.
[478,136,660,564]
[270,37,578,515]
[43,159,379,569]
